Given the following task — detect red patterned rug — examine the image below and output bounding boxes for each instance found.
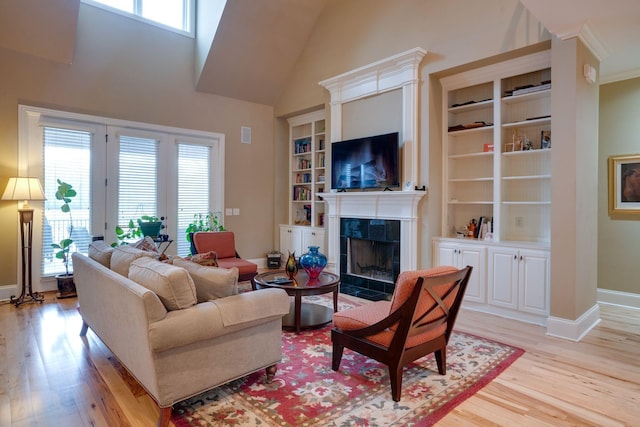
[171,295,523,426]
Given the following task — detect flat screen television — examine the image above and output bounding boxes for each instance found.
[331,132,400,190]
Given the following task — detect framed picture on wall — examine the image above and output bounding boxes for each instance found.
[608,154,640,215]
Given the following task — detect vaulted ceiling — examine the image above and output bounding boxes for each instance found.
[1,0,639,105]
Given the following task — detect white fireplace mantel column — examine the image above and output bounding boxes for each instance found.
[320,190,426,274]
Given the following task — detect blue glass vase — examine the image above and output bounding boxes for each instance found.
[299,246,327,280]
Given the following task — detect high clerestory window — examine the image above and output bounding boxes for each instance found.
[83,0,194,36]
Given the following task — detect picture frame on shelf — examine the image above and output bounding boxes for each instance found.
[608,154,640,216]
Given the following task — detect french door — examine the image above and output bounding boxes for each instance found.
[19,105,224,286]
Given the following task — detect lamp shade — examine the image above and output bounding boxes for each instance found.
[1,177,46,208]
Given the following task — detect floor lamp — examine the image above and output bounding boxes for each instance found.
[2,177,47,307]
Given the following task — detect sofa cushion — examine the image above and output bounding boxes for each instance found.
[128,257,197,311]
[111,245,155,277]
[173,258,238,301]
[88,240,114,268]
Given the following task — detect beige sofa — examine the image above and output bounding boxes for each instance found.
[72,243,289,427]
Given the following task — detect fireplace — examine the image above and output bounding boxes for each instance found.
[320,190,427,301]
[340,218,400,300]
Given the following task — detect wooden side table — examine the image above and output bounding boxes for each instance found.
[252,270,339,334]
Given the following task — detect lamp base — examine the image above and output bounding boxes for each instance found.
[10,291,44,307]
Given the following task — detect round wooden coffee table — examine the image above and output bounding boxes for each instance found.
[252,270,340,334]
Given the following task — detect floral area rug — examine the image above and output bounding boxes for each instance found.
[171,294,524,426]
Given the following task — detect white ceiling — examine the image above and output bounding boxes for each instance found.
[520,0,640,83]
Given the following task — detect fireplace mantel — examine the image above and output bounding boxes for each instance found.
[320,190,427,274]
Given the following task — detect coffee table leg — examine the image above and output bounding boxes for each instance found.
[295,293,302,334]
[333,289,338,313]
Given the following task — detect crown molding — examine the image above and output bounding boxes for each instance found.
[556,22,609,62]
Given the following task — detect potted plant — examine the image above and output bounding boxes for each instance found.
[112,219,142,247]
[51,179,77,298]
[112,215,165,246]
[137,215,164,238]
[185,212,224,255]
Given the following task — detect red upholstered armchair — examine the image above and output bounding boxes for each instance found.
[192,231,258,282]
[331,265,472,401]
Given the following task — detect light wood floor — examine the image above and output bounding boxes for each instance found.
[1,292,638,426]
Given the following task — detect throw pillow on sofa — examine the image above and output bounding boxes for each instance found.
[88,240,114,268]
[128,257,197,311]
[110,245,155,277]
[186,250,218,267]
[173,258,239,301]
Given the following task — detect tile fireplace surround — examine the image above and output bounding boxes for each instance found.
[320,190,426,299]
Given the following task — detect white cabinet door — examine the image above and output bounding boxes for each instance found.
[302,228,325,254]
[488,247,519,310]
[279,225,302,256]
[458,245,485,303]
[436,242,457,266]
[434,240,486,303]
[518,249,549,316]
[488,246,549,315]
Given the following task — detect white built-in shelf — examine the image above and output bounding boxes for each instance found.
[501,88,550,104]
[448,99,493,112]
[448,126,494,135]
[502,174,551,180]
[448,201,494,205]
[502,201,551,205]
[502,117,551,128]
[449,152,494,159]
[449,177,494,182]
[502,149,551,157]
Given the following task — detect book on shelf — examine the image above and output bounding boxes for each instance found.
[293,186,311,201]
[475,216,485,239]
[294,137,311,154]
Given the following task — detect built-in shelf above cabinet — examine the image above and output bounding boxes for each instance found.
[440,50,551,245]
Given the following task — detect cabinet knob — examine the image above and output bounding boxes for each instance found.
[520,255,523,261]
[514,255,517,260]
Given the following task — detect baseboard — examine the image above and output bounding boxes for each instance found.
[0,284,18,302]
[546,303,601,342]
[597,288,640,309]
[250,257,267,269]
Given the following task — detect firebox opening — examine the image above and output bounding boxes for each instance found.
[339,217,401,301]
[347,238,394,284]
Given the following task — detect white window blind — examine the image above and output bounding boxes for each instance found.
[177,143,211,256]
[117,135,159,236]
[42,127,93,277]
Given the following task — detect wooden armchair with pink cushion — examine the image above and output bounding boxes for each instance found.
[331,265,472,401]
[192,231,258,282]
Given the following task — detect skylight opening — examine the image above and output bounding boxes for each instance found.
[83,0,194,37]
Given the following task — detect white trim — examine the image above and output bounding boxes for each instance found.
[597,288,640,309]
[599,68,640,85]
[320,190,426,274]
[546,304,601,342]
[82,0,195,38]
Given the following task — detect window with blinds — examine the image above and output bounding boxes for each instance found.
[42,127,93,277]
[20,104,224,288]
[117,135,159,239]
[177,143,211,255]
